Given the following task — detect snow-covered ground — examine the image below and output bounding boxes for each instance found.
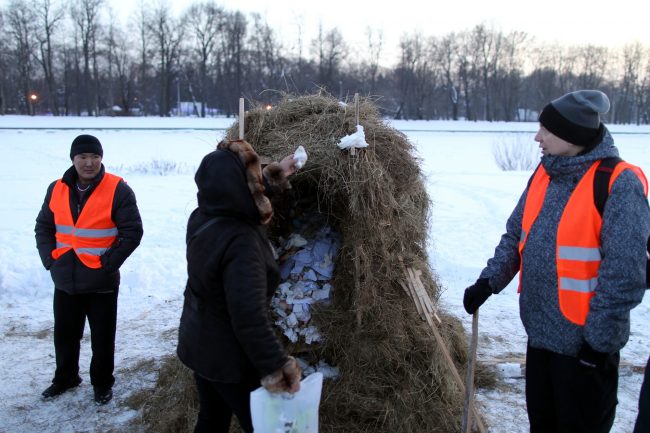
[0,115,647,432]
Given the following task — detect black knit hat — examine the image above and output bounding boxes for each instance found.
[538,90,610,149]
[70,134,103,160]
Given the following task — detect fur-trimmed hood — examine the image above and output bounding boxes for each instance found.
[193,140,269,224]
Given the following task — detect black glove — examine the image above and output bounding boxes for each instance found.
[463,278,492,314]
[577,340,609,369]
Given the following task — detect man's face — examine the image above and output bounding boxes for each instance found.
[73,153,102,184]
[534,126,583,157]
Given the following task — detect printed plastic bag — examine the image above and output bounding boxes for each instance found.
[250,372,323,433]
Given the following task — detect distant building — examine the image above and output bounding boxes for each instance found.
[517,108,539,122]
[171,101,219,117]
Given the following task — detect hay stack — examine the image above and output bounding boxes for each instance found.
[136,93,472,433]
[233,93,469,432]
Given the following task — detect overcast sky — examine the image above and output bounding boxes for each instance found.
[119,0,650,64]
[2,0,648,65]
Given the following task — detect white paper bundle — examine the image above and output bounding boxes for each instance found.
[293,145,308,169]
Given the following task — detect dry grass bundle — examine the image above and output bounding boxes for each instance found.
[127,357,198,433]
[234,93,471,432]
[135,92,476,433]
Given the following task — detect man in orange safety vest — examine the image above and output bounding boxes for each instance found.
[35,134,143,405]
[463,90,650,433]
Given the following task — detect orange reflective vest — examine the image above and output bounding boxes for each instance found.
[49,173,122,269]
[519,160,648,325]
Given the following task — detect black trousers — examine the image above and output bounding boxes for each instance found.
[634,355,650,433]
[52,288,118,389]
[525,344,619,433]
[193,372,260,433]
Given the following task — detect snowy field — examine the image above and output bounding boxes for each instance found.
[0,115,648,432]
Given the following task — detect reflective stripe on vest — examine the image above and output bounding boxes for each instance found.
[49,173,122,269]
[519,160,648,326]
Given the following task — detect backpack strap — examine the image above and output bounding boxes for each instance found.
[592,157,650,287]
[593,157,623,217]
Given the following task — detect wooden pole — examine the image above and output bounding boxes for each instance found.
[238,97,245,139]
[462,310,479,433]
[351,93,359,156]
[354,93,360,125]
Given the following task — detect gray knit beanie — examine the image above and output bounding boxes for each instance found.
[538,90,610,148]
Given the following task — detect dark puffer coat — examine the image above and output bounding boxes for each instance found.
[177,142,289,383]
[34,165,143,294]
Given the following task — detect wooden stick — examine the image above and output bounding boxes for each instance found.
[462,310,480,433]
[354,247,362,328]
[397,258,487,433]
[238,97,245,139]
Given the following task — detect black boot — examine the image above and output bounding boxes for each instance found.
[41,376,82,400]
[93,386,113,405]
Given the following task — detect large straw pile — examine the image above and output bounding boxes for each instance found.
[134,93,474,433]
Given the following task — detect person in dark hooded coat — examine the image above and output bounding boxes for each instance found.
[177,139,301,433]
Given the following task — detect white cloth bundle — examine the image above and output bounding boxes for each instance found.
[337,125,369,150]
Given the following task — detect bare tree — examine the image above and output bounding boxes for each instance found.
[220,10,246,115]
[636,50,650,124]
[133,0,152,114]
[33,0,65,115]
[436,33,459,119]
[394,32,438,119]
[248,13,285,95]
[0,0,649,123]
[364,26,383,95]
[183,1,223,117]
[524,44,560,113]
[576,44,608,90]
[614,43,643,123]
[0,9,8,114]
[148,1,184,116]
[71,0,104,115]
[469,24,503,121]
[311,24,348,93]
[456,31,477,120]
[556,45,580,93]
[6,0,37,114]
[109,25,137,114]
[494,31,527,121]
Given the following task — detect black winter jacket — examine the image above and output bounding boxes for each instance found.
[34,165,143,294]
[177,147,288,383]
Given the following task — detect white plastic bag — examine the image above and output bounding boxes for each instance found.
[250,372,323,433]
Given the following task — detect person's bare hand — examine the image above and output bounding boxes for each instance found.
[261,356,302,394]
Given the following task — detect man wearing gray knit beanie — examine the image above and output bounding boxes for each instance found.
[463,90,650,433]
[538,90,609,155]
